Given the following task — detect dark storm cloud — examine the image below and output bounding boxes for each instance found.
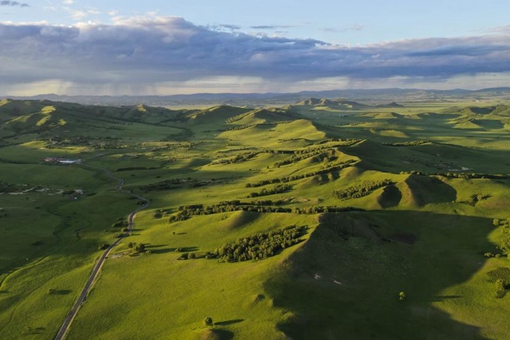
[0,16,509,87]
[0,1,29,7]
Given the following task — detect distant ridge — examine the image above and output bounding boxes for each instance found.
[296,97,401,110]
[2,87,509,107]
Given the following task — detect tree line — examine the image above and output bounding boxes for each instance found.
[399,171,510,180]
[248,184,292,198]
[334,179,394,200]
[246,160,356,188]
[168,200,364,223]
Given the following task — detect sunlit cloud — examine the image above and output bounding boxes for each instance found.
[0,16,509,95]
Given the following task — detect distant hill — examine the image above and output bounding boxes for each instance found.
[3,87,509,107]
[296,97,400,110]
[376,101,404,108]
[0,99,187,140]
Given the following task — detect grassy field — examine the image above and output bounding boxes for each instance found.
[1,98,510,339]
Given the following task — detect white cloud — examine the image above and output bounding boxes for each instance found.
[64,7,101,20]
[0,16,509,95]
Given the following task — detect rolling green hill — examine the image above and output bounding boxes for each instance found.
[1,99,510,339]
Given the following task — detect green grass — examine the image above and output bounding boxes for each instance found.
[1,99,510,339]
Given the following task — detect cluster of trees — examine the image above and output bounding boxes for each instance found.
[140,179,184,192]
[169,203,293,223]
[334,179,394,200]
[246,160,356,188]
[111,218,128,228]
[383,140,430,147]
[272,150,338,168]
[115,166,158,172]
[168,200,364,223]
[214,225,307,262]
[90,140,127,150]
[218,199,285,206]
[293,206,364,214]
[211,152,261,165]
[463,194,491,206]
[0,181,18,193]
[437,173,510,180]
[248,184,292,198]
[399,171,510,180]
[128,242,147,254]
[216,147,257,154]
[98,243,110,250]
[311,138,359,146]
[487,267,510,298]
[222,124,258,131]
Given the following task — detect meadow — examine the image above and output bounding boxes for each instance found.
[0,98,509,339]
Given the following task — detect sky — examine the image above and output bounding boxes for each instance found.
[0,0,509,95]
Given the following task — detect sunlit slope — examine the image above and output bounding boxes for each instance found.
[219,119,326,148]
[0,100,186,140]
[187,105,251,125]
[68,212,319,340]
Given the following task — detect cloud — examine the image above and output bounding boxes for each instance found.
[323,25,366,33]
[208,24,241,32]
[487,25,510,34]
[250,25,295,30]
[65,8,101,20]
[62,0,73,4]
[0,16,509,95]
[0,1,29,7]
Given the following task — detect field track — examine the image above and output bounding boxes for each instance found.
[53,166,150,340]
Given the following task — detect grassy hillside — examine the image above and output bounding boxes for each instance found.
[1,99,510,339]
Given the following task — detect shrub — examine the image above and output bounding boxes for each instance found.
[177,253,189,260]
[98,243,110,250]
[204,317,214,327]
[495,279,506,298]
[399,291,406,301]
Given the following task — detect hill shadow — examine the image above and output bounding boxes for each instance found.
[264,211,496,340]
[145,244,199,254]
[48,289,72,295]
[215,319,244,326]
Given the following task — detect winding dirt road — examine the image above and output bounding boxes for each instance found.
[53,168,150,340]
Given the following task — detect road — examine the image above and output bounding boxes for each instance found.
[53,168,150,340]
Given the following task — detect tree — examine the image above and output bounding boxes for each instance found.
[399,291,406,301]
[204,317,213,327]
[495,279,506,298]
[135,243,146,253]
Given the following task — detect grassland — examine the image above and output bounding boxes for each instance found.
[0,98,510,339]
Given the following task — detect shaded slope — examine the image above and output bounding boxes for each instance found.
[265,211,493,340]
[397,175,457,208]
